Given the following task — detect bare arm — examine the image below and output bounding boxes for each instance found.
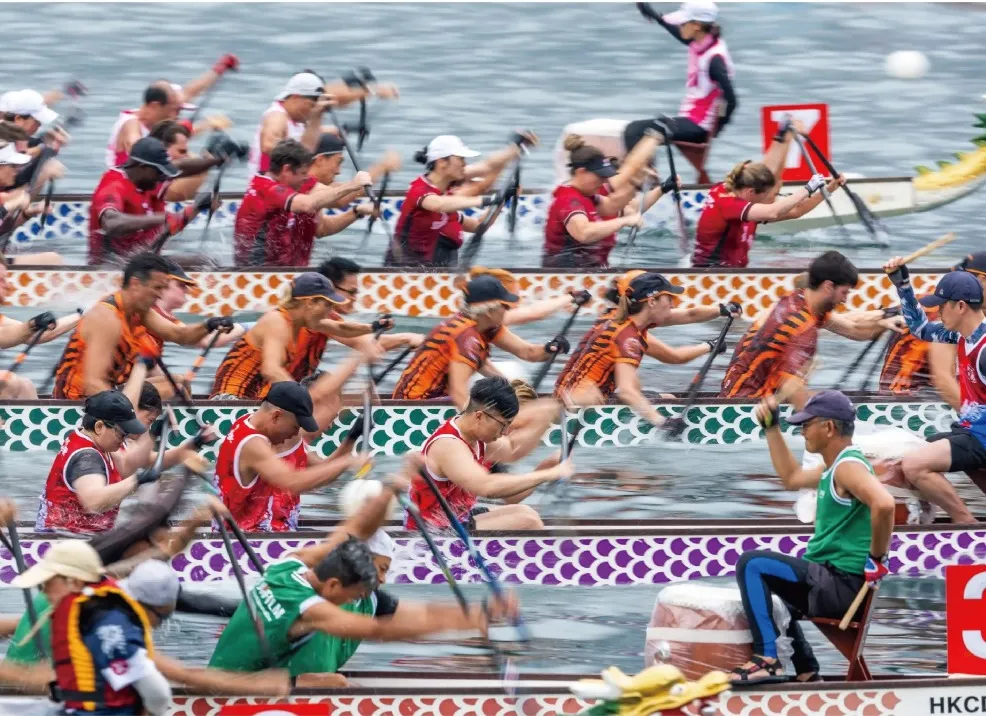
[614,362,663,425]
[463,145,521,180]
[313,316,374,339]
[566,212,638,245]
[0,318,35,348]
[646,338,710,364]
[824,312,885,341]
[504,295,573,326]
[836,460,895,558]
[154,654,290,696]
[74,472,139,513]
[145,309,210,346]
[492,326,550,362]
[664,304,722,326]
[292,179,367,214]
[430,438,566,499]
[240,437,358,495]
[485,399,560,463]
[419,192,487,214]
[929,342,961,409]
[37,312,81,343]
[164,174,208,202]
[118,118,145,156]
[180,67,221,102]
[100,208,166,238]
[298,597,482,642]
[447,361,474,409]
[757,399,824,490]
[606,133,660,195]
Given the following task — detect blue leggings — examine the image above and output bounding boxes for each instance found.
[735,551,819,674]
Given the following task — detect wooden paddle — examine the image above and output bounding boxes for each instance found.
[894,232,957,267]
[789,130,851,242]
[183,330,224,387]
[0,323,51,388]
[530,292,592,392]
[839,581,873,630]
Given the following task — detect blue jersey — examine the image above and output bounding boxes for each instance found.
[75,608,150,715]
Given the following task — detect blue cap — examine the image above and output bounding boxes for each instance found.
[919,271,984,308]
[787,390,856,425]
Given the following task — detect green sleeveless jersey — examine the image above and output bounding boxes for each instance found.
[3,592,51,664]
[208,557,376,676]
[802,445,873,575]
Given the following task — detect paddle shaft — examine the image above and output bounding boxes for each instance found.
[837,336,881,387]
[663,139,689,257]
[184,330,223,384]
[2,326,49,382]
[415,468,533,642]
[458,158,521,270]
[506,163,521,240]
[6,521,48,658]
[397,494,469,611]
[896,232,956,266]
[214,515,273,664]
[530,298,588,392]
[860,332,896,391]
[37,181,55,239]
[789,130,850,240]
[157,357,193,406]
[360,171,390,250]
[623,176,652,257]
[800,133,884,236]
[839,581,872,630]
[371,344,414,384]
[196,166,227,252]
[665,315,734,438]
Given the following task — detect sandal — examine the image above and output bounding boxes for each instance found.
[794,671,821,683]
[729,655,787,685]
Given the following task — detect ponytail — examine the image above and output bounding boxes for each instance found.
[413,146,428,165]
[566,134,604,175]
[724,160,775,194]
[614,295,631,322]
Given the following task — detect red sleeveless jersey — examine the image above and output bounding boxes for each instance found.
[405,418,487,530]
[269,439,307,531]
[214,414,277,531]
[36,430,123,533]
[957,326,986,442]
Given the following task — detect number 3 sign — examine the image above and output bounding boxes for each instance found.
[760,103,831,182]
[947,564,986,675]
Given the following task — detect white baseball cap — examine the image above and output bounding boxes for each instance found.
[0,91,19,114]
[0,142,33,166]
[426,135,480,163]
[365,528,395,560]
[122,559,180,608]
[662,0,718,25]
[5,89,58,126]
[11,540,104,588]
[277,72,324,100]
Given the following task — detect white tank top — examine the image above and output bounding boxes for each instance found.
[105,109,149,168]
[248,102,307,175]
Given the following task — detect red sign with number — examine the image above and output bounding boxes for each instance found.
[760,103,830,182]
[946,564,986,674]
[220,705,328,716]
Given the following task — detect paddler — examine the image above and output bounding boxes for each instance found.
[11,540,174,714]
[884,260,986,524]
[87,136,240,263]
[213,380,367,531]
[233,139,373,266]
[210,272,389,399]
[634,1,736,144]
[392,274,571,406]
[721,251,887,402]
[543,131,669,268]
[106,57,239,168]
[553,272,708,425]
[284,257,422,382]
[729,390,894,683]
[408,377,573,531]
[209,454,515,687]
[387,132,538,267]
[53,252,234,400]
[459,266,593,328]
[248,69,398,175]
[147,120,246,202]
[692,121,845,268]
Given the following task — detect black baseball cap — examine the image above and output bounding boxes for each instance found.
[956,252,986,277]
[292,272,346,304]
[919,271,984,308]
[626,272,684,302]
[127,136,179,178]
[787,390,856,425]
[165,260,196,287]
[265,381,319,432]
[571,153,618,179]
[464,274,519,305]
[314,133,345,157]
[85,390,147,435]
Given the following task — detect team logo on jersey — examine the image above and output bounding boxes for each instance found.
[623,337,643,360]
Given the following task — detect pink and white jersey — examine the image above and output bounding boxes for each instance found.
[678,36,734,132]
[248,102,307,175]
[105,110,149,168]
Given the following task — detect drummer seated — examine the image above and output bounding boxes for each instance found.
[730,391,894,683]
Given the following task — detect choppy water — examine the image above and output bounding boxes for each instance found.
[1,0,985,683]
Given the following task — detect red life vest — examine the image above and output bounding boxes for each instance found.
[50,577,154,713]
[957,324,986,443]
[270,439,307,531]
[36,430,124,534]
[405,418,488,530]
[214,414,277,531]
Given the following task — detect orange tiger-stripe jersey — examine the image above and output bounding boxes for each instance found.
[879,303,937,395]
[554,317,647,398]
[211,308,298,399]
[393,313,501,400]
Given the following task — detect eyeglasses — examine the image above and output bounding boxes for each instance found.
[338,286,358,298]
[481,410,510,434]
[102,421,126,440]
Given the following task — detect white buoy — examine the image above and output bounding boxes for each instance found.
[885,50,929,80]
[340,479,384,517]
